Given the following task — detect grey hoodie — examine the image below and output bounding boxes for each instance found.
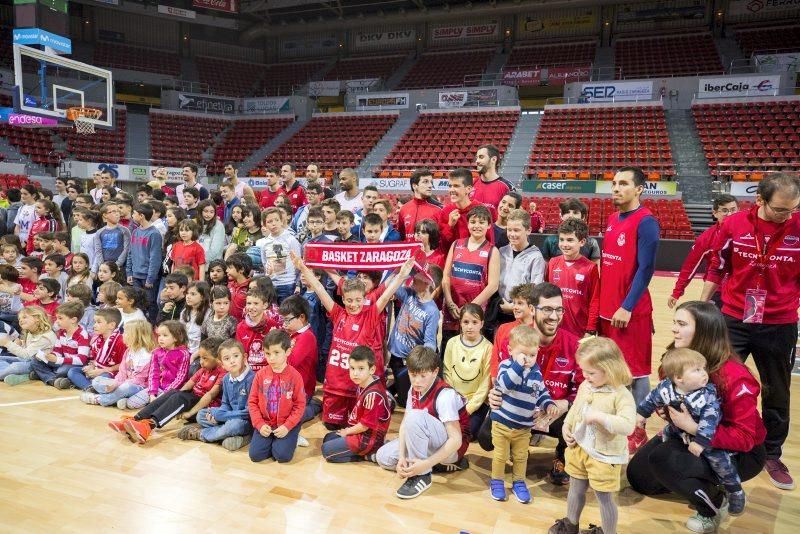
[498,243,546,301]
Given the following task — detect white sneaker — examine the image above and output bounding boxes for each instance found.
[296,435,309,447]
[117,398,128,409]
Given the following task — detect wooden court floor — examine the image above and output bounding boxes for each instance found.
[1,277,798,533]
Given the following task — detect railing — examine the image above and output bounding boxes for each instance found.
[712,162,799,179]
[728,58,758,74]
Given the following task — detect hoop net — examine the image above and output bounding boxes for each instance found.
[66,107,102,134]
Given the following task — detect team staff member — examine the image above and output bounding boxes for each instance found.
[397,168,443,241]
[280,163,307,212]
[598,167,660,454]
[438,168,496,252]
[700,172,800,490]
[669,194,738,309]
[472,144,514,208]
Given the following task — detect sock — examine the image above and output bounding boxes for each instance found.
[567,477,589,525]
[595,490,618,534]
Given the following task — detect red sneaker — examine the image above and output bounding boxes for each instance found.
[123,418,153,444]
[627,427,648,456]
[108,415,134,434]
[765,458,795,490]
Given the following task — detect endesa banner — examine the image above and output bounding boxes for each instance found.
[501,68,543,86]
[697,75,781,98]
[192,0,237,13]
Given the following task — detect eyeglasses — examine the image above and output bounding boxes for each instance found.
[535,306,565,316]
[766,202,800,216]
[716,207,738,215]
[281,315,296,325]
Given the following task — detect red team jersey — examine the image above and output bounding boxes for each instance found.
[444,238,493,331]
[171,241,206,280]
[471,176,514,209]
[283,182,308,212]
[397,197,443,241]
[325,304,386,398]
[706,208,800,324]
[346,377,394,455]
[671,223,723,300]
[411,377,471,460]
[547,255,600,336]
[259,187,286,209]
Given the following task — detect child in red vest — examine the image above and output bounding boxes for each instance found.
[235,289,280,372]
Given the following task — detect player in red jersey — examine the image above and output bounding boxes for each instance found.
[546,219,599,338]
[438,168,497,252]
[292,252,414,429]
[700,173,800,490]
[280,163,308,212]
[441,205,500,354]
[258,167,285,209]
[484,282,582,486]
[472,144,515,208]
[668,194,738,309]
[397,168,443,241]
[597,167,660,455]
[322,346,394,463]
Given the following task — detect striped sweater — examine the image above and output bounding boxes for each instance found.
[490,358,555,429]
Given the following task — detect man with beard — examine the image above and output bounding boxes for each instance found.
[258,167,284,209]
[306,163,334,199]
[481,282,582,486]
[598,166,660,455]
[397,168,443,241]
[176,163,209,208]
[280,163,307,212]
[223,162,255,200]
[472,144,515,208]
[333,168,363,213]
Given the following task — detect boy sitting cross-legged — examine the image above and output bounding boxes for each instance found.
[69,307,126,393]
[322,345,394,463]
[29,301,90,387]
[375,346,471,500]
[180,338,256,451]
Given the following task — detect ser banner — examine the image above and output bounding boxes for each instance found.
[304,241,422,270]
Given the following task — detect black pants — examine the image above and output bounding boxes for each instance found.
[135,390,200,428]
[477,411,568,463]
[724,314,797,458]
[389,356,410,407]
[627,436,766,518]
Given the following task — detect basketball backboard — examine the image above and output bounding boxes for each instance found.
[12,44,113,129]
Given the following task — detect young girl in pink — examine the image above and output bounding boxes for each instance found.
[145,320,191,402]
[83,319,156,409]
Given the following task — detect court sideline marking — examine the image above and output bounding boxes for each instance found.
[0,396,79,408]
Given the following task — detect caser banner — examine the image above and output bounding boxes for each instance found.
[192,0,238,13]
[242,97,292,115]
[697,75,780,98]
[355,92,409,110]
[501,67,543,86]
[580,81,653,102]
[352,29,416,51]
[177,93,236,114]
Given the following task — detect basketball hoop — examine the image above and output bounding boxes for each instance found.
[66,107,102,134]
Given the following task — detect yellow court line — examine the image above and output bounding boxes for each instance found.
[0,396,80,408]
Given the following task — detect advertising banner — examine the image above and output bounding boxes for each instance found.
[501,67,543,86]
[596,180,677,196]
[304,241,422,271]
[431,21,499,42]
[438,88,498,108]
[355,92,409,110]
[12,28,72,54]
[308,80,342,97]
[729,182,760,197]
[242,97,292,114]
[754,53,799,72]
[352,29,416,51]
[616,0,707,22]
[8,113,58,126]
[158,4,196,19]
[192,0,238,13]
[63,161,206,182]
[280,35,338,58]
[547,65,591,85]
[580,81,653,102]
[177,93,236,114]
[697,75,781,98]
[360,177,450,191]
[345,78,380,94]
[729,0,800,16]
[522,180,596,194]
[523,12,596,34]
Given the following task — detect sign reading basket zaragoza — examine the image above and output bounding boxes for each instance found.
[355,92,409,110]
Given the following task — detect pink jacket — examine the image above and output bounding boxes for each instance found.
[114,348,152,388]
[147,346,191,396]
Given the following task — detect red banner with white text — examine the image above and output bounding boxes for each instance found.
[192,0,238,13]
[501,67,543,86]
[304,241,422,270]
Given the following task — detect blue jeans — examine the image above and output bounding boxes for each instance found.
[132,277,159,323]
[93,377,147,407]
[68,368,111,391]
[301,396,322,424]
[0,357,32,380]
[321,432,363,463]
[30,359,78,385]
[197,407,252,443]
[249,423,301,463]
[275,284,294,304]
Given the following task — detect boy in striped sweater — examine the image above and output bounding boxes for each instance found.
[490,324,558,504]
[30,301,90,387]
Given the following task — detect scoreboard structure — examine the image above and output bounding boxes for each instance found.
[13,0,69,39]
